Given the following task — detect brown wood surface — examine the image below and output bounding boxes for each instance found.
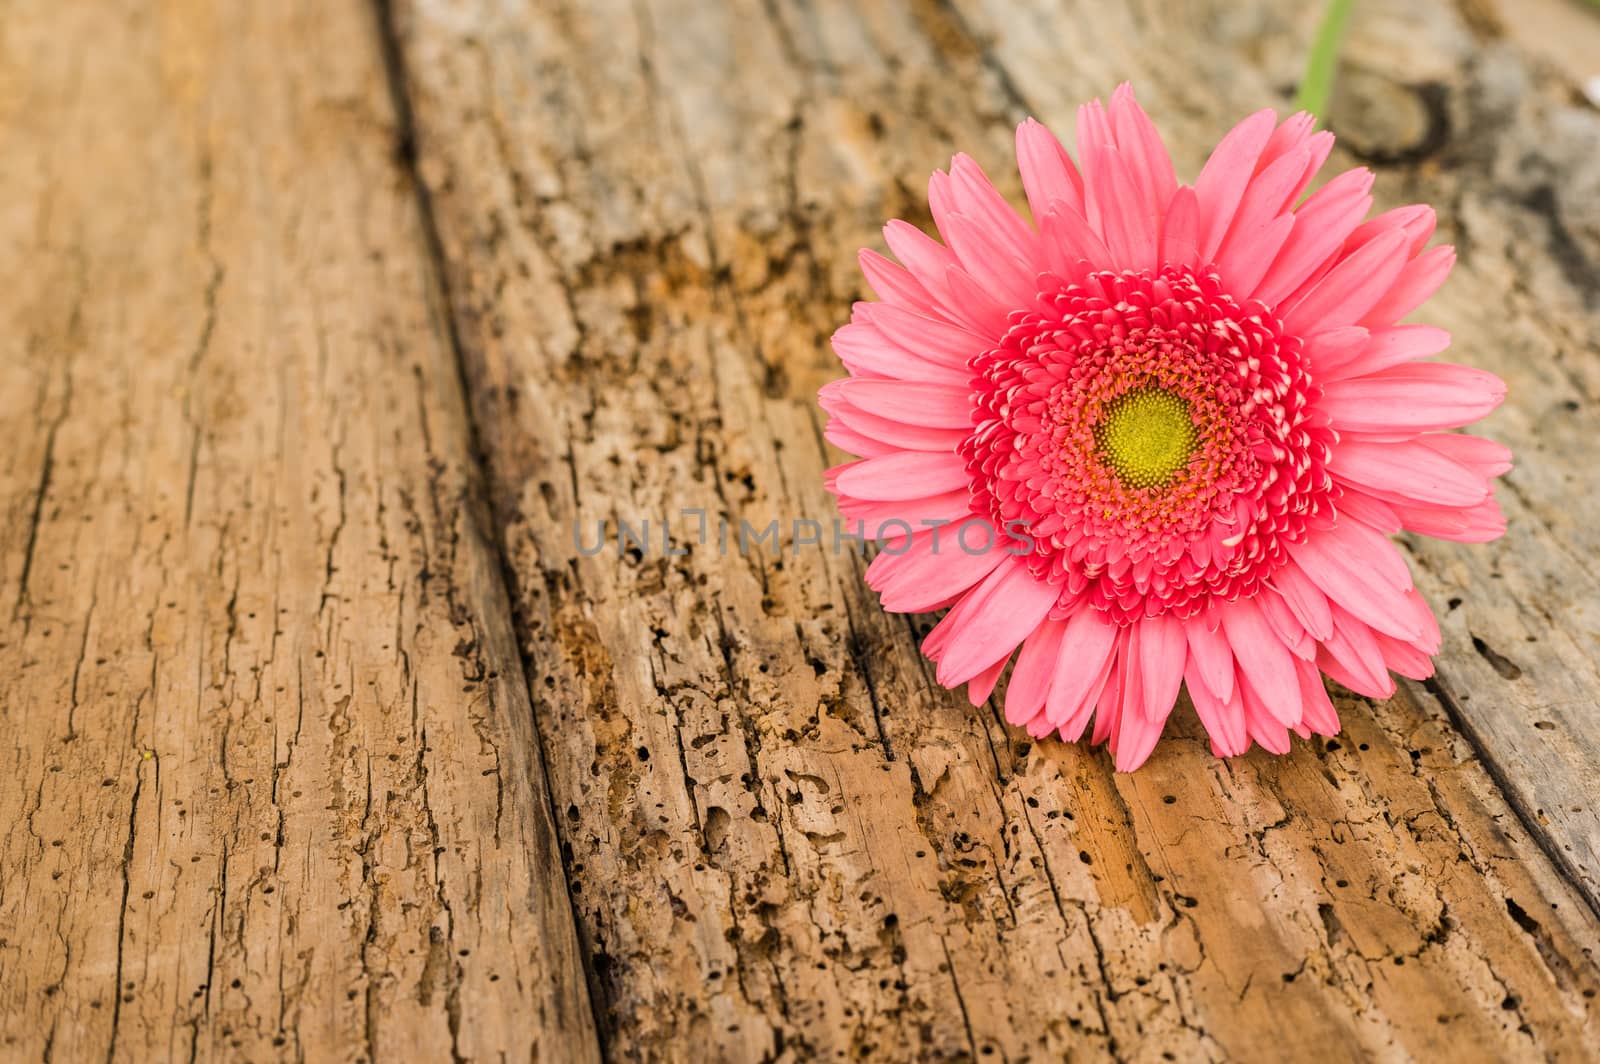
[2,0,1599,1060]
[0,1,598,1060]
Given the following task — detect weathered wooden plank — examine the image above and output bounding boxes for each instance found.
[0,1,598,1059]
[393,0,1600,1058]
[1380,0,1600,917]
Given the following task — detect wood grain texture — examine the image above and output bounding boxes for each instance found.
[2,0,1598,1059]
[0,1,598,1060]
[389,0,1600,1059]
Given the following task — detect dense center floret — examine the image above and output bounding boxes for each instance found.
[1095,387,1197,489]
[961,265,1338,626]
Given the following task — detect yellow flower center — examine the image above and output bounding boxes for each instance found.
[1095,386,1198,490]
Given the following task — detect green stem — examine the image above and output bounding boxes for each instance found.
[1294,0,1355,121]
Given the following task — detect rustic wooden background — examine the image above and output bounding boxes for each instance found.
[2,0,1598,1060]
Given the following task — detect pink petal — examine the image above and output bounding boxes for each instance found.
[1294,659,1341,736]
[1258,111,1315,175]
[1238,673,1294,753]
[820,390,970,452]
[859,248,942,318]
[1392,494,1506,543]
[1219,598,1302,727]
[831,322,970,384]
[1040,200,1113,281]
[865,303,992,368]
[1213,145,1310,285]
[1281,229,1410,335]
[1317,606,1396,699]
[1252,114,1333,214]
[1289,522,1422,642]
[940,210,1038,308]
[1268,562,1334,641]
[941,264,1014,336]
[1159,185,1201,269]
[1089,644,1123,746]
[866,528,1005,613]
[1184,613,1235,702]
[1299,512,1412,589]
[1086,146,1156,270]
[1347,204,1435,256]
[1074,97,1116,209]
[1185,668,1249,757]
[1016,118,1086,221]
[1319,362,1506,434]
[1416,433,1512,478]
[834,452,970,500]
[950,153,1039,266]
[832,491,974,536]
[1137,613,1187,722]
[1334,490,1403,535]
[1216,214,1295,300]
[1254,167,1374,306]
[1258,589,1315,660]
[1300,327,1371,378]
[966,654,1010,705]
[1373,630,1435,681]
[824,421,893,458]
[1403,590,1442,655]
[1063,648,1117,744]
[1046,607,1119,731]
[883,220,958,306]
[1194,109,1278,261]
[1317,324,1450,382]
[1287,130,1335,206]
[1328,438,1490,508]
[1005,618,1067,727]
[1361,245,1454,327]
[1113,695,1167,771]
[1106,628,1146,765]
[1108,83,1177,218]
[925,558,1059,687]
[928,168,958,234]
[833,379,974,429]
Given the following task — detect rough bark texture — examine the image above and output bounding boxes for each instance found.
[389,0,1600,1059]
[2,0,1599,1060]
[0,1,598,1060]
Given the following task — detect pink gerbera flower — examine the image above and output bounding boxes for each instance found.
[821,85,1508,770]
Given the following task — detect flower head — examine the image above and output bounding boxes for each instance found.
[821,85,1507,770]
